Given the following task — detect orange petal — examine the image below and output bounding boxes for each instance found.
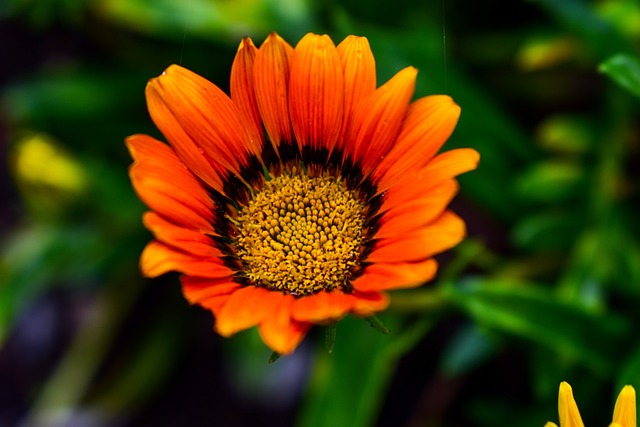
[375,180,459,238]
[290,290,388,321]
[421,148,481,184]
[367,210,466,263]
[146,65,256,182]
[132,112,226,194]
[350,291,389,316]
[289,33,344,157]
[180,275,241,305]
[142,212,221,257]
[198,294,235,314]
[352,258,438,292]
[258,295,311,354]
[290,290,355,323]
[382,148,479,208]
[215,286,283,337]
[140,241,233,278]
[345,66,417,175]
[336,35,376,150]
[254,33,294,148]
[612,385,636,427]
[230,37,265,156]
[126,134,216,233]
[558,382,585,427]
[374,95,461,191]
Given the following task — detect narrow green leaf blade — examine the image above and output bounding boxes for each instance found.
[366,315,391,334]
[324,324,337,354]
[268,352,281,364]
[445,279,629,374]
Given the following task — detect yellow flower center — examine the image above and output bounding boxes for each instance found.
[234,168,365,296]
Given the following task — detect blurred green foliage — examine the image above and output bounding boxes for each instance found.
[1,0,640,426]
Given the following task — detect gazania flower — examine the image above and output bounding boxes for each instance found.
[545,381,636,427]
[126,32,479,355]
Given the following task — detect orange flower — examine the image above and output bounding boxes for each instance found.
[126,32,479,355]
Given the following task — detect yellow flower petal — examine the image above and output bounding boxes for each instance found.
[558,382,585,427]
[612,385,636,427]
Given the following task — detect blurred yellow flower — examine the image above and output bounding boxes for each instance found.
[14,133,87,193]
[545,382,636,427]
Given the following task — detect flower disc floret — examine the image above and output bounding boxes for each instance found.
[234,167,365,296]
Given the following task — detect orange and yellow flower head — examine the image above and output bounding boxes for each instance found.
[126,32,479,354]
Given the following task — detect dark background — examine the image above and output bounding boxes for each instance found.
[2,0,640,426]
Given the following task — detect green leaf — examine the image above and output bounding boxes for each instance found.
[600,54,640,98]
[89,313,184,412]
[268,352,281,364]
[93,0,312,41]
[536,115,595,154]
[366,315,391,334]
[535,0,632,58]
[298,313,438,427]
[324,324,337,354]
[0,222,140,345]
[513,210,584,251]
[515,161,585,202]
[20,276,145,423]
[445,279,629,374]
